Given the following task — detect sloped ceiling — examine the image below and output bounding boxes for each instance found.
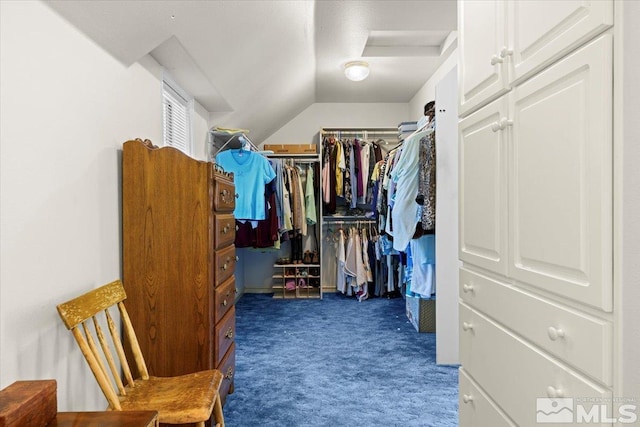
[46,0,456,143]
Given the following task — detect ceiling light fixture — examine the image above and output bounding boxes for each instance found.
[344,61,370,82]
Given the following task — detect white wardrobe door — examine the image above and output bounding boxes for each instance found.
[508,0,613,85]
[508,34,613,312]
[459,97,509,276]
[458,0,509,116]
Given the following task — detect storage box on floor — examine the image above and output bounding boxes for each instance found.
[406,295,436,333]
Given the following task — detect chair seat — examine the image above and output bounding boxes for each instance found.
[119,370,223,424]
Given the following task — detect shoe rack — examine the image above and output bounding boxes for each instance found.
[272,263,322,299]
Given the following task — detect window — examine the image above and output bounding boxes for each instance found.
[162,74,192,154]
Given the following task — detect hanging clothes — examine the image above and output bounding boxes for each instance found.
[358,141,372,204]
[322,146,331,204]
[335,141,345,197]
[409,234,436,297]
[215,149,276,220]
[305,164,317,225]
[271,159,285,231]
[292,165,307,235]
[343,141,353,208]
[416,121,437,233]
[352,140,363,199]
[281,165,293,233]
[389,128,432,251]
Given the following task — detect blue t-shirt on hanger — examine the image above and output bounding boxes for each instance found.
[215,149,276,220]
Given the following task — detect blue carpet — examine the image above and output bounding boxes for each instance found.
[223,293,459,427]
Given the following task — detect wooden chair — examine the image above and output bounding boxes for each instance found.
[56,280,225,427]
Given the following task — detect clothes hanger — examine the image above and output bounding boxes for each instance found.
[238,135,275,155]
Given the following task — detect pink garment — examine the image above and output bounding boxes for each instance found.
[336,229,346,293]
[322,160,331,203]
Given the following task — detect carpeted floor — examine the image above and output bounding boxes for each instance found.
[223,292,459,427]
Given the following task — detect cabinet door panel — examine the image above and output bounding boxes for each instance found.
[459,97,508,275]
[459,0,509,116]
[509,34,612,311]
[508,0,613,84]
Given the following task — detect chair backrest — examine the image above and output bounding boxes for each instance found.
[56,280,148,410]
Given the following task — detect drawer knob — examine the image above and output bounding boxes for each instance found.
[222,225,230,234]
[225,367,234,380]
[462,322,474,332]
[223,299,228,306]
[500,46,513,58]
[462,394,474,404]
[220,189,229,197]
[462,284,474,294]
[222,263,228,271]
[235,256,239,261]
[235,193,239,199]
[546,386,564,398]
[499,117,513,129]
[225,328,234,339]
[547,327,565,341]
[490,54,504,66]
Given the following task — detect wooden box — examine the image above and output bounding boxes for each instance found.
[0,380,57,427]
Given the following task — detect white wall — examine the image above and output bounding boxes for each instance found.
[0,0,209,411]
[193,101,212,161]
[434,67,459,365]
[408,47,458,121]
[261,102,410,146]
[620,0,640,400]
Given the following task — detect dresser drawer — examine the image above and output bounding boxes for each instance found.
[214,306,235,367]
[213,213,235,250]
[460,303,611,427]
[218,343,236,405]
[213,178,235,212]
[215,276,236,324]
[214,245,236,286]
[459,367,516,427]
[459,268,612,385]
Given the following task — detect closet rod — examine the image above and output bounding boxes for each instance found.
[322,220,376,226]
[321,129,398,136]
[323,218,376,223]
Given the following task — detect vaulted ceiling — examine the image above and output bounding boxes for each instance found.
[46,0,457,142]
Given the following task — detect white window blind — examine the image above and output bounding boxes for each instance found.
[162,79,192,154]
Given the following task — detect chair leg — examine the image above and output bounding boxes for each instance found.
[213,394,225,427]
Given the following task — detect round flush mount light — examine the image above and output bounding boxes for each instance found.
[344,61,370,82]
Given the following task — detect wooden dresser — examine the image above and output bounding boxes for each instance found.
[122,139,237,408]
